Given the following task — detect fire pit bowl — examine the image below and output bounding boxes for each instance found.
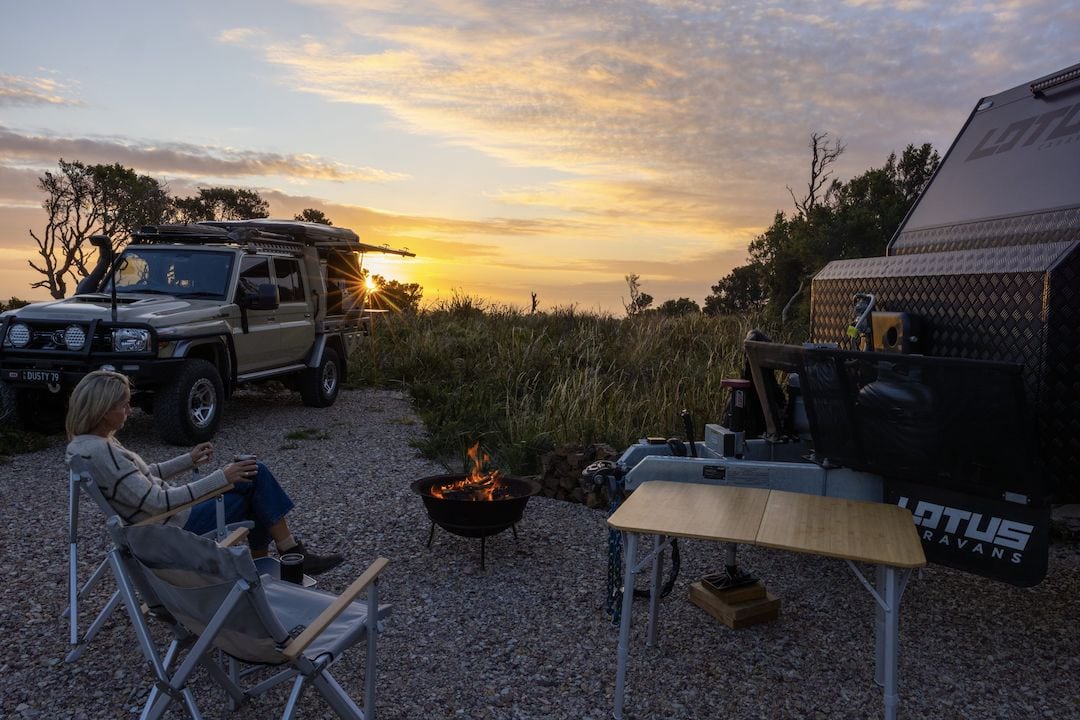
[410,474,540,537]
[410,474,540,567]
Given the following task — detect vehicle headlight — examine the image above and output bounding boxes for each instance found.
[5,323,30,348]
[64,324,87,350]
[112,328,150,352]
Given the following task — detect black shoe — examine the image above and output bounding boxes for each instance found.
[289,540,343,576]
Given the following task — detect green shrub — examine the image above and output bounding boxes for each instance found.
[349,296,773,474]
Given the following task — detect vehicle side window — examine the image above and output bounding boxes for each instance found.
[237,256,271,300]
[273,258,305,303]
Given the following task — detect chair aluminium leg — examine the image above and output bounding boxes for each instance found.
[144,582,249,720]
[312,670,365,720]
[282,675,307,720]
[65,589,121,663]
[67,473,80,644]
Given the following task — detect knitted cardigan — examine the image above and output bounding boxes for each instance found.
[66,434,229,527]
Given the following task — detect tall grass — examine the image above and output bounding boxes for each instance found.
[347,295,770,474]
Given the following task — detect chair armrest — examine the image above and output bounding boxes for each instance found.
[134,483,235,526]
[217,527,249,548]
[282,557,389,661]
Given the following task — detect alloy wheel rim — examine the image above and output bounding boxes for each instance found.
[322,361,338,396]
[188,378,216,427]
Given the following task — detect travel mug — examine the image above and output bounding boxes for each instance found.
[280,553,304,584]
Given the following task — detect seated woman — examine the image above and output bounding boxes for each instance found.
[65,370,343,575]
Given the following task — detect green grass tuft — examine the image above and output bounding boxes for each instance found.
[284,428,330,441]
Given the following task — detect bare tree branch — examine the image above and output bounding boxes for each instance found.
[786,132,846,216]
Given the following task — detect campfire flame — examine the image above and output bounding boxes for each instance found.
[429,442,504,501]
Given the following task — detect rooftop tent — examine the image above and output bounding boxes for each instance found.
[810,62,1080,503]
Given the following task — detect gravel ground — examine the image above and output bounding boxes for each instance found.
[1,386,1078,720]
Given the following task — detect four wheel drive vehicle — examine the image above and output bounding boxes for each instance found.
[0,219,414,444]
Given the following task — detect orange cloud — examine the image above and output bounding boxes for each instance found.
[0,126,407,183]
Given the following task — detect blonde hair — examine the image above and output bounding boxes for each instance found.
[66,370,131,439]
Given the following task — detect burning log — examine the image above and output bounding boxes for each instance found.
[428,442,505,501]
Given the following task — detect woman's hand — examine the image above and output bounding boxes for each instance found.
[190,441,214,466]
[223,458,258,484]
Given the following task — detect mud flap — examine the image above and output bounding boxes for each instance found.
[887,480,1049,587]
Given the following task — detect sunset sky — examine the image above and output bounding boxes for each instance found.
[1,1,1077,312]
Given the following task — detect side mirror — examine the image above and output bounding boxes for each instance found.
[240,283,279,311]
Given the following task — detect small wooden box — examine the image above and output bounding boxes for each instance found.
[689,581,780,629]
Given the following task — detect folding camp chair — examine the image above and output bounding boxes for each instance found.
[65,468,242,662]
[113,519,390,720]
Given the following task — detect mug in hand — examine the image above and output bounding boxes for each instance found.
[234,454,257,462]
[280,553,304,584]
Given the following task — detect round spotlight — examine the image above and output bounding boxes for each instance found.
[7,323,30,347]
[64,324,87,350]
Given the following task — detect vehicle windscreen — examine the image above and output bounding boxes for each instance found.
[104,248,235,300]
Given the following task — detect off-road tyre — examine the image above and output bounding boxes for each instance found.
[299,347,341,407]
[14,388,66,434]
[0,382,18,427]
[154,359,224,444]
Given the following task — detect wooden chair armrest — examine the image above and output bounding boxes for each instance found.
[135,483,235,526]
[282,557,389,661]
[217,527,249,548]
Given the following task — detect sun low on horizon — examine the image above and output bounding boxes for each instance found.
[0,1,1077,313]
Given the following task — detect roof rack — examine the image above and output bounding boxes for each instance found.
[130,224,306,256]
[201,219,416,257]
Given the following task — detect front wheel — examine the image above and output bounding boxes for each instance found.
[299,347,342,407]
[154,359,224,444]
[14,388,66,434]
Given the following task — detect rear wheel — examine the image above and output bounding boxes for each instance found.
[154,359,224,444]
[300,347,341,407]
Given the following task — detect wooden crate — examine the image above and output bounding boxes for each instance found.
[689,581,780,629]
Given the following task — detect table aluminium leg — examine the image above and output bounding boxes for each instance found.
[646,535,666,647]
[874,565,885,687]
[615,532,674,719]
[614,531,638,720]
[847,561,913,720]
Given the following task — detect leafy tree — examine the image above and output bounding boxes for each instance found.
[0,297,30,312]
[173,187,269,222]
[621,273,653,317]
[703,263,766,316]
[657,297,700,315]
[294,208,332,225]
[28,160,171,298]
[705,139,939,330]
[369,275,423,314]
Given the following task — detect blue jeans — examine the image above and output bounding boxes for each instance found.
[183,462,295,551]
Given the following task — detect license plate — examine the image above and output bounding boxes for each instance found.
[15,370,61,384]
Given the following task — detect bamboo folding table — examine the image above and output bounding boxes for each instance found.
[607,481,926,720]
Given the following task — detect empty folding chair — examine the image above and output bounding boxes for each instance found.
[115,519,391,720]
[106,518,253,718]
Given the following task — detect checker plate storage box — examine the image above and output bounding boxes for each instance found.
[810,62,1080,504]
